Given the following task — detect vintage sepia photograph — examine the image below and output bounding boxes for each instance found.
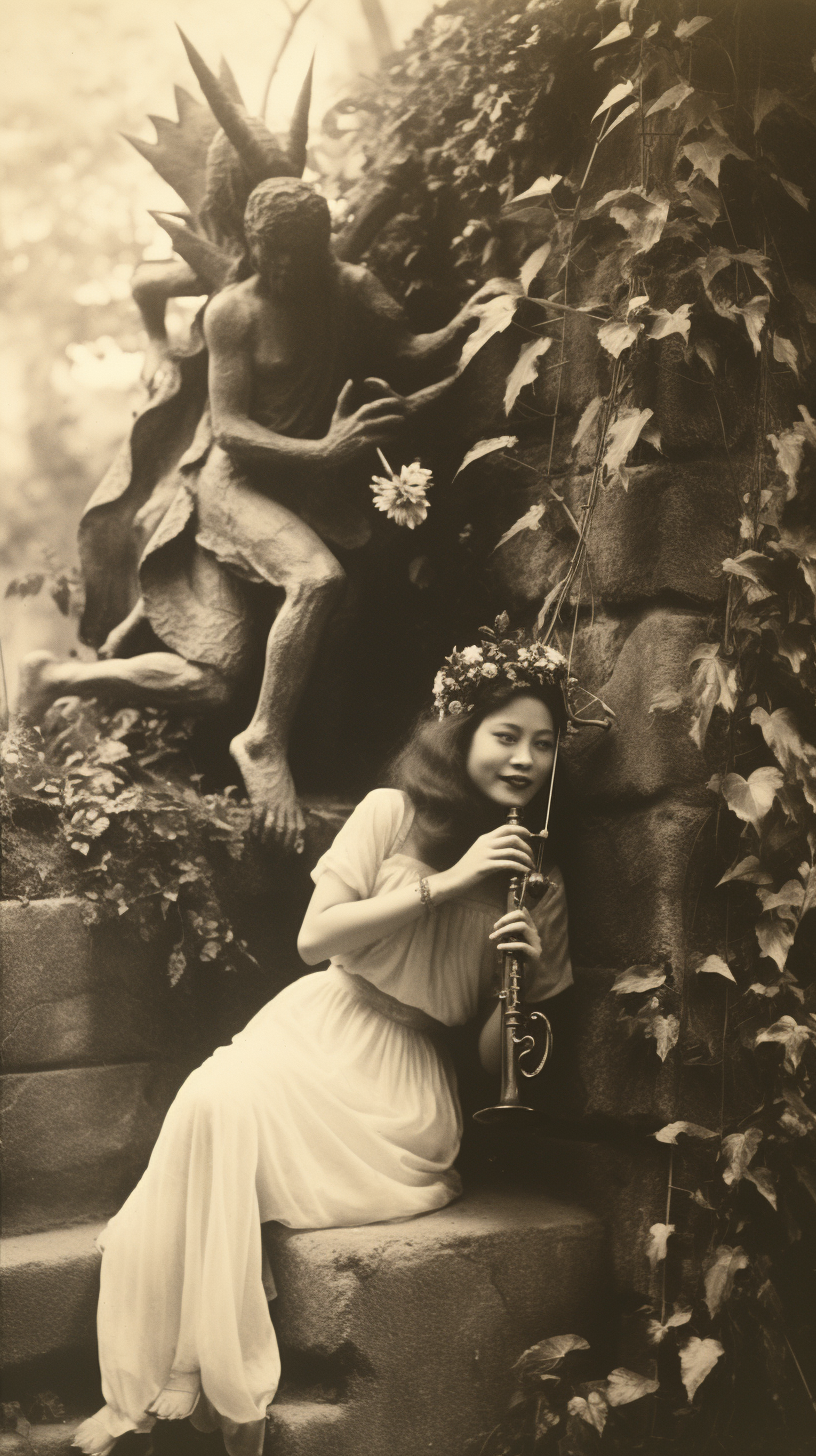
[1,2,815,1455]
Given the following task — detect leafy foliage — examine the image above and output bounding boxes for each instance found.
[1,702,255,981]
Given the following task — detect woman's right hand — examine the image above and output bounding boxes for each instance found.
[443,823,534,895]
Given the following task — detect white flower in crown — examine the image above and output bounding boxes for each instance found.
[448,700,464,715]
[370,452,433,529]
[460,645,483,665]
[433,670,446,696]
[537,645,568,671]
[481,662,498,678]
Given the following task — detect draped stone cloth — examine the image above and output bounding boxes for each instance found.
[92,790,572,1434]
[78,263,411,675]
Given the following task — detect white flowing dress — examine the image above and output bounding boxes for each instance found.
[94,789,572,1435]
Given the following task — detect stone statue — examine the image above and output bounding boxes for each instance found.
[16,37,500,852]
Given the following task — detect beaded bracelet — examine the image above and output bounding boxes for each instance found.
[418,876,433,913]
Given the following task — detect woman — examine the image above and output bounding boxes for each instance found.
[74,633,572,1456]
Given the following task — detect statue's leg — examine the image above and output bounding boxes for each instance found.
[15,649,233,727]
[223,494,348,853]
[98,597,148,659]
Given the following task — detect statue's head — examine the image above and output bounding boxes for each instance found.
[244,178,332,296]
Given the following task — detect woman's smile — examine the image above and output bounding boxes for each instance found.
[465,694,556,808]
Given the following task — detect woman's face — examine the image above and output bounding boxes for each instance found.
[465,695,556,810]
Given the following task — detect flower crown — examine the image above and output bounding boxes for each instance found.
[433,614,569,720]
[432,614,615,732]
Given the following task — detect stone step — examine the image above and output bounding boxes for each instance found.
[0,1223,105,1368]
[1,1061,192,1236]
[264,1186,608,1456]
[2,1189,606,1456]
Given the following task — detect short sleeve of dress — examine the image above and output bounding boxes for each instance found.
[526,865,573,1001]
[310,788,408,899]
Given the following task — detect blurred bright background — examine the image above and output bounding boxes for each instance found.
[0,0,435,712]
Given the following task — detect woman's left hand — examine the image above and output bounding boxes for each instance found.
[489,906,542,960]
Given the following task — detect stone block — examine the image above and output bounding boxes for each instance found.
[0,1224,103,1366]
[264,1188,607,1456]
[1,1062,190,1236]
[566,796,710,968]
[0,899,199,1072]
[486,456,740,615]
[563,607,710,806]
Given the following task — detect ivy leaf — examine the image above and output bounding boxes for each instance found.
[681,132,750,187]
[777,175,809,209]
[567,1392,608,1433]
[697,954,736,983]
[458,292,519,371]
[756,912,797,973]
[738,295,770,354]
[646,83,694,116]
[721,1128,763,1186]
[511,175,563,204]
[675,16,713,39]
[601,101,639,139]
[592,79,635,121]
[611,965,666,995]
[504,337,553,414]
[696,246,774,296]
[772,333,800,377]
[647,1222,674,1268]
[717,854,773,887]
[609,188,670,254]
[572,395,603,449]
[520,242,551,294]
[755,1016,816,1072]
[598,319,643,358]
[654,1122,718,1144]
[603,406,654,486]
[647,304,692,342]
[688,646,737,749]
[750,706,816,811]
[753,88,788,131]
[454,436,518,478]
[757,880,805,917]
[745,1166,778,1210]
[648,1307,693,1343]
[645,1014,680,1061]
[680,1338,724,1403]
[605,1368,659,1405]
[492,503,545,551]
[592,20,632,49]
[719,767,784,829]
[704,1246,749,1317]
[514,1334,590,1376]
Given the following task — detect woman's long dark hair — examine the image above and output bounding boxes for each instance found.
[384,683,569,865]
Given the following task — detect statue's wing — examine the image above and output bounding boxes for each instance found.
[122,85,217,224]
[150,212,235,292]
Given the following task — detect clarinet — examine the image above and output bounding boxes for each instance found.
[473,807,554,1124]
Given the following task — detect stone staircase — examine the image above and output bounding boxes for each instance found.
[1,892,610,1456]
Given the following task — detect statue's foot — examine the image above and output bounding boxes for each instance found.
[230,731,306,854]
[14,651,61,727]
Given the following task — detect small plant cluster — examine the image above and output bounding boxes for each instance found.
[1,700,255,982]
[432,612,568,719]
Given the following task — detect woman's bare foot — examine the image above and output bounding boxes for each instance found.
[14,651,62,727]
[72,1409,118,1456]
[229,731,305,854]
[147,1371,201,1420]
[219,1416,266,1456]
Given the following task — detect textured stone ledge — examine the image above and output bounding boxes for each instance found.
[0,1223,104,1367]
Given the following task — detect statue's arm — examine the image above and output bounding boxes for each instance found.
[206,291,407,476]
[132,259,203,384]
[359,268,517,385]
